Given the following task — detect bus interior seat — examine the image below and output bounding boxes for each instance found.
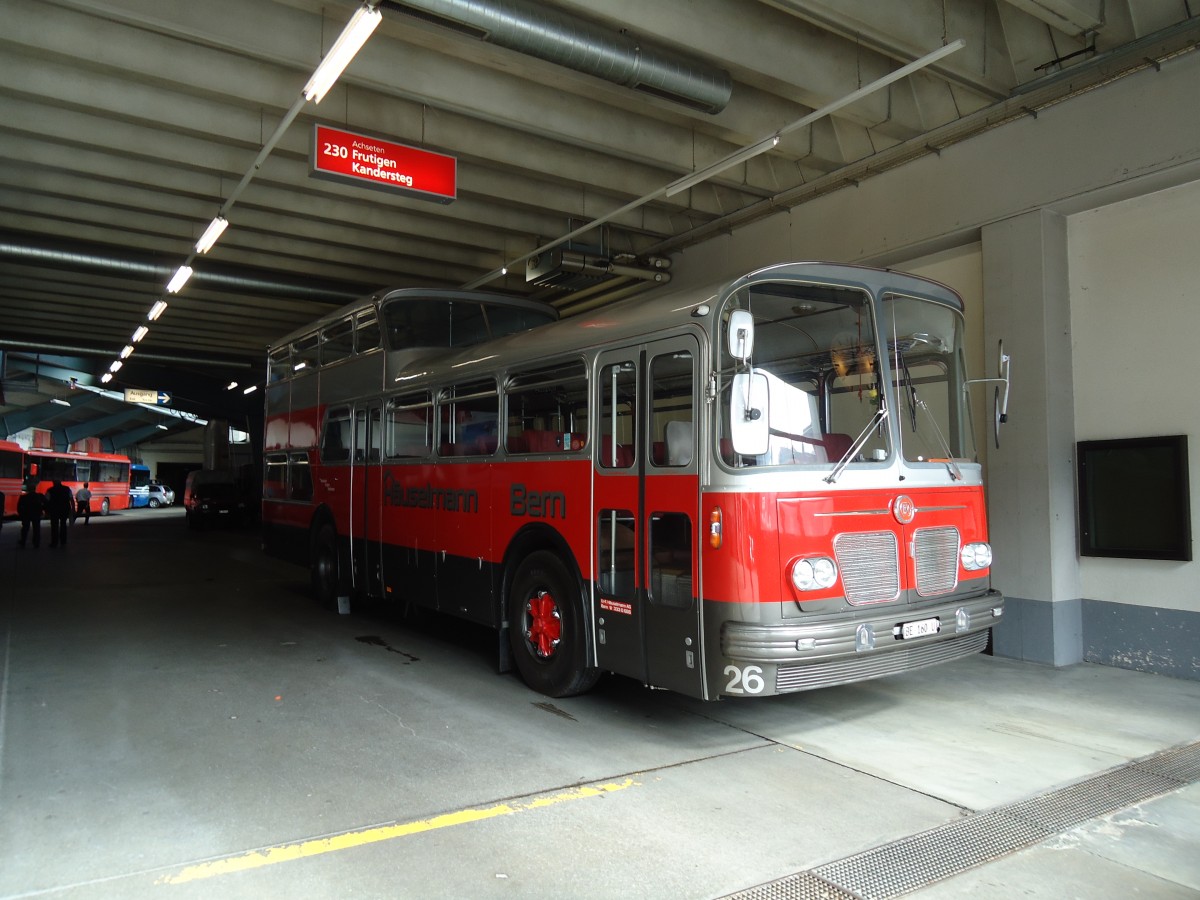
[823,432,853,461]
[665,420,693,466]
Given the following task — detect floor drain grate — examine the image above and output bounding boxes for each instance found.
[722,739,1199,900]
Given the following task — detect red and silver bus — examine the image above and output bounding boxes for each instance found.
[263,264,1005,699]
[0,441,133,516]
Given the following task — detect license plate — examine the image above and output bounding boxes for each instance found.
[898,617,940,640]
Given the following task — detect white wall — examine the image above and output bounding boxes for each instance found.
[1069,180,1200,613]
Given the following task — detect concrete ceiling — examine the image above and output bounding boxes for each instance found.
[1,0,1197,442]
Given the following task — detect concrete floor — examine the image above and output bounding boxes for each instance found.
[1,510,1197,900]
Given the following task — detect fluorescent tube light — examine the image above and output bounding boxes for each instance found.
[226,381,239,391]
[194,216,229,254]
[665,134,780,198]
[243,385,259,395]
[120,345,134,359]
[101,373,113,384]
[148,300,169,321]
[156,424,169,431]
[51,398,71,407]
[302,4,382,104]
[109,360,123,373]
[166,265,193,294]
[132,325,149,342]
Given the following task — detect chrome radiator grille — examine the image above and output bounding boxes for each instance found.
[834,531,899,605]
[913,527,960,596]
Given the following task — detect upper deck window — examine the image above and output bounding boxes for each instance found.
[321,318,354,365]
[382,298,554,351]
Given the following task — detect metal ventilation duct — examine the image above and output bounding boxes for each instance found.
[0,236,362,303]
[384,0,732,114]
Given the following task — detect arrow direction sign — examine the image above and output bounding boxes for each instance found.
[124,389,172,406]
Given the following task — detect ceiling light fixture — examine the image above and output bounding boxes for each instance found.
[243,385,259,395]
[302,3,382,104]
[101,373,113,384]
[166,265,193,294]
[51,398,71,407]
[227,381,239,391]
[156,424,169,431]
[148,300,168,321]
[132,325,149,342]
[109,360,123,373]
[120,345,135,359]
[194,216,229,254]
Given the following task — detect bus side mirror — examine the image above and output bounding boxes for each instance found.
[727,310,755,362]
[731,372,769,457]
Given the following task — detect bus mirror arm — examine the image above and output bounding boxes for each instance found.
[963,339,1011,449]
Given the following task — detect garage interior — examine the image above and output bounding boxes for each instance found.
[2,1,1199,897]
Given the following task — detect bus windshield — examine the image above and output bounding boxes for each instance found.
[719,281,887,468]
[880,292,976,464]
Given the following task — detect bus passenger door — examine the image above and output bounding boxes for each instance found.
[641,337,703,696]
[350,402,384,597]
[594,352,643,681]
[593,339,704,698]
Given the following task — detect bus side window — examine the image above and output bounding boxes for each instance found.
[264,454,288,499]
[321,318,354,365]
[386,392,432,459]
[439,380,498,456]
[355,310,380,353]
[321,408,351,463]
[598,361,635,469]
[504,359,589,455]
[649,350,694,468]
[288,452,313,500]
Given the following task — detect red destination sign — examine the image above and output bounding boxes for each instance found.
[311,125,456,203]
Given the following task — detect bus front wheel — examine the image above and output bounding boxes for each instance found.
[507,551,599,698]
[311,525,340,610]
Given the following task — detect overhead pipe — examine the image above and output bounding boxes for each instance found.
[0,237,363,303]
[384,0,732,113]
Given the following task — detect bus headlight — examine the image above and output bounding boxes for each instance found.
[960,542,992,570]
[791,556,838,591]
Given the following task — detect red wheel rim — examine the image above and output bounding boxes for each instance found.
[525,590,561,659]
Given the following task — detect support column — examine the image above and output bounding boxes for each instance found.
[982,209,1082,665]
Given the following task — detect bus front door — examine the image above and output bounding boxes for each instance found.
[594,339,704,698]
[349,403,384,598]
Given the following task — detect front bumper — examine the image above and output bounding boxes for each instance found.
[721,589,1003,694]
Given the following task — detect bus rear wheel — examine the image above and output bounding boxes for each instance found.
[508,551,599,698]
[311,525,340,610]
[100,498,110,516]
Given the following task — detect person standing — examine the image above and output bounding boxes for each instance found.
[75,482,93,524]
[17,485,46,548]
[45,478,74,548]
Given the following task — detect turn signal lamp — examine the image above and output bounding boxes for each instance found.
[708,507,722,549]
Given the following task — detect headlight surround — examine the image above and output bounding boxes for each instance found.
[791,556,838,591]
[960,542,993,571]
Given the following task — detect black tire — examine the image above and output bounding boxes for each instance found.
[148,498,160,509]
[310,524,340,610]
[100,497,110,516]
[507,551,599,698]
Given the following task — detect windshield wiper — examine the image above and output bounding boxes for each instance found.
[916,397,962,481]
[825,400,887,485]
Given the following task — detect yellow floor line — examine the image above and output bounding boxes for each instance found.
[158,777,638,885]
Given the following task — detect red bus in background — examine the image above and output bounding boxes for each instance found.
[263,265,1006,700]
[0,440,132,516]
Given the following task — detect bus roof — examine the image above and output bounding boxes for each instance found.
[380,261,965,387]
[269,286,558,351]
